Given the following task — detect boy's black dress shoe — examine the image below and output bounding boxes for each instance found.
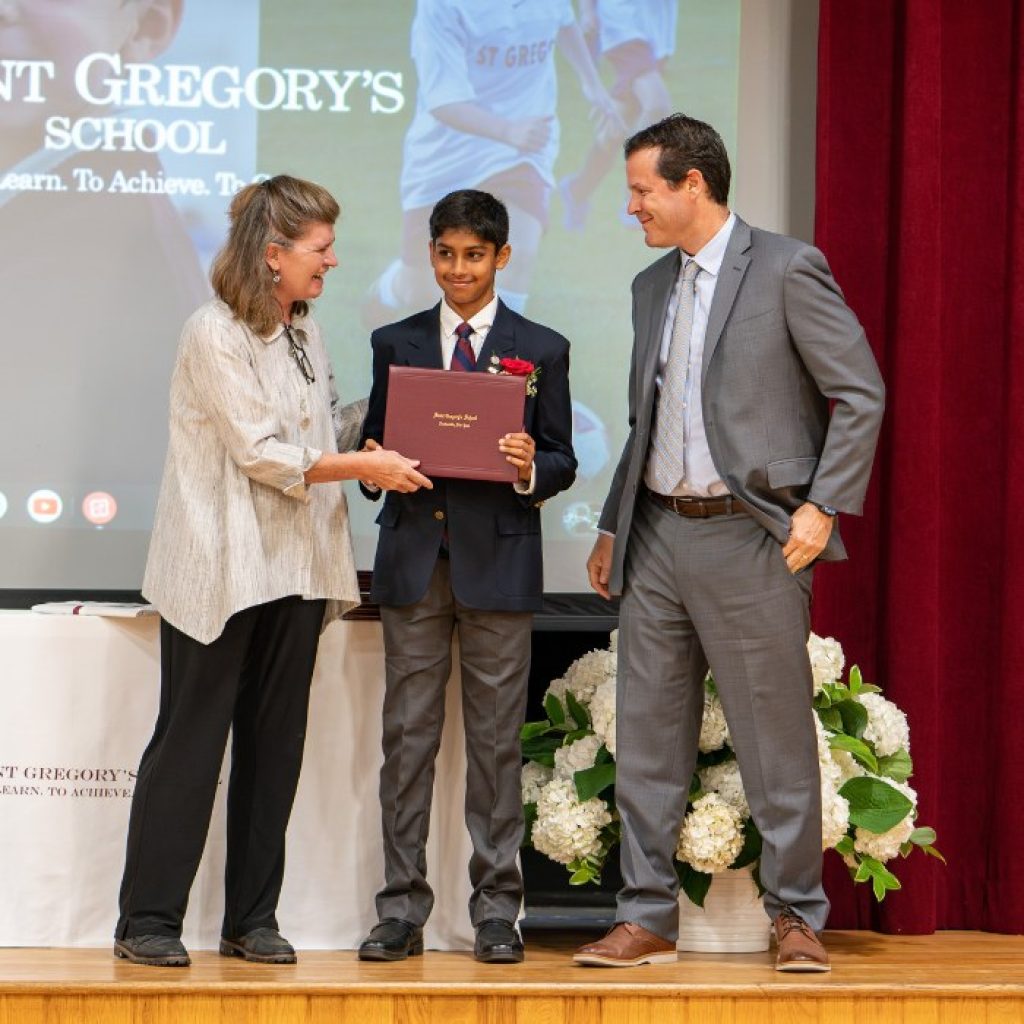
[113,934,190,967]
[474,919,524,963]
[358,919,424,961]
[219,927,297,964]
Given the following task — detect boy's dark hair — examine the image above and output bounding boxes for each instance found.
[624,113,731,206]
[429,189,510,250]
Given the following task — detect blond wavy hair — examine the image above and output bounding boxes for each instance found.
[210,175,339,336]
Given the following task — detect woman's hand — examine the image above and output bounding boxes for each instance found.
[360,439,432,492]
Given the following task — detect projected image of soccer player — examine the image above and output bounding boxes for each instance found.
[559,0,679,231]
[361,0,623,327]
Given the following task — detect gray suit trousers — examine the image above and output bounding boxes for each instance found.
[377,558,532,927]
[615,494,828,938]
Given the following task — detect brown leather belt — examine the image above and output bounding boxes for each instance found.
[646,488,747,518]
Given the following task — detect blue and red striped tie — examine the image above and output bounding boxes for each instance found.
[450,321,476,371]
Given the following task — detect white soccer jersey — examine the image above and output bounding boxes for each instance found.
[597,0,678,61]
[400,0,575,210]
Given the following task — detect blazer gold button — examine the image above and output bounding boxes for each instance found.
[434,510,445,521]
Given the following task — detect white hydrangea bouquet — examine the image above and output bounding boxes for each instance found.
[521,631,942,906]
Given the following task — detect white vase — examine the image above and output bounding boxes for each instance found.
[677,866,771,952]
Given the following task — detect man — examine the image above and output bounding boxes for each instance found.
[358,189,576,963]
[575,114,884,971]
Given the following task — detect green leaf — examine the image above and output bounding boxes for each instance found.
[834,835,855,857]
[828,734,879,774]
[817,706,843,732]
[877,748,914,783]
[569,866,593,885]
[849,665,864,694]
[543,693,565,726]
[856,854,902,902]
[909,826,936,846]
[522,802,537,847]
[836,698,869,739]
[921,844,947,864]
[823,682,850,704]
[595,744,613,765]
[520,733,562,765]
[858,683,882,694]
[840,776,913,833]
[815,690,833,708]
[732,818,763,870]
[574,762,616,802]
[520,720,552,740]
[566,690,591,730]
[688,773,702,801]
[564,728,590,744]
[675,862,713,907]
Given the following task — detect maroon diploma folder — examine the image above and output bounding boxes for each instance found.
[383,366,526,482]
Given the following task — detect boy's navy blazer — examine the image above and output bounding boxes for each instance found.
[360,299,576,611]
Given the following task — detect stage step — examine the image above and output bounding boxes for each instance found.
[1,931,1022,1024]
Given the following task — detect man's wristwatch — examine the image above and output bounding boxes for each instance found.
[811,501,839,517]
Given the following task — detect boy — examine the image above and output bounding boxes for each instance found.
[358,189,576,963]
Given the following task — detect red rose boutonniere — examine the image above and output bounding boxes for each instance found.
[489,355,541,396]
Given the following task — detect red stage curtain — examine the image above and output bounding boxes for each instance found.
[813,0,1024,932]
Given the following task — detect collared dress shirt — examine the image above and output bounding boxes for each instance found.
[143,299,362,644]
[653,212,737,497]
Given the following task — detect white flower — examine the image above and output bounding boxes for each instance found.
[832,749,866,786]
[698,693,730,752]
[821,785,850,850]
[807,633,845,694]
[545,648,615,709]
[851,777,917,862]
[608,629,619,653]
[521,761,552,804]
[589,678,617,757]
[860,692,911,758]
[698,760,750,818]
[553,733,603,781]
[675,793,745,873]
[853,817,914,862]
[814,714,843,789]
[531,778,611,865]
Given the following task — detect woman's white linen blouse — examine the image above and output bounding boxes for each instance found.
[143,299,362,643]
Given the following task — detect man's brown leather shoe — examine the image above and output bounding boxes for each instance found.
[574,922,677,967]
[773,910,830,972]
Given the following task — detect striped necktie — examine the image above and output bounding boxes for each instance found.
[450,321,476,371]
[646,258,701,493]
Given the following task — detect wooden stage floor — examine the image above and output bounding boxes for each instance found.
[2,931,1023,1023]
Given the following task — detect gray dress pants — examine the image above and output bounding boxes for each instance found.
[615,494,828,938]
[377,558,532,927]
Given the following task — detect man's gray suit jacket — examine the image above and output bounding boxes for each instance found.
[598,217,886,594]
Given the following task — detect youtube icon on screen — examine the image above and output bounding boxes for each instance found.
[27,490,63,524]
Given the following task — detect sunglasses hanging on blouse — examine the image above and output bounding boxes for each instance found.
[282,324,315,384]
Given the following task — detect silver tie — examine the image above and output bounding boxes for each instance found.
[646,258,700,494]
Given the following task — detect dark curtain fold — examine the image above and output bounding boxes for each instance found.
[813,0,1024,932]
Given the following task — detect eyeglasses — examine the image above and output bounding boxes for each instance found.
[282,324,315,385]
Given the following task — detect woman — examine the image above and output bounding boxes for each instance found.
[114,175,430,967]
